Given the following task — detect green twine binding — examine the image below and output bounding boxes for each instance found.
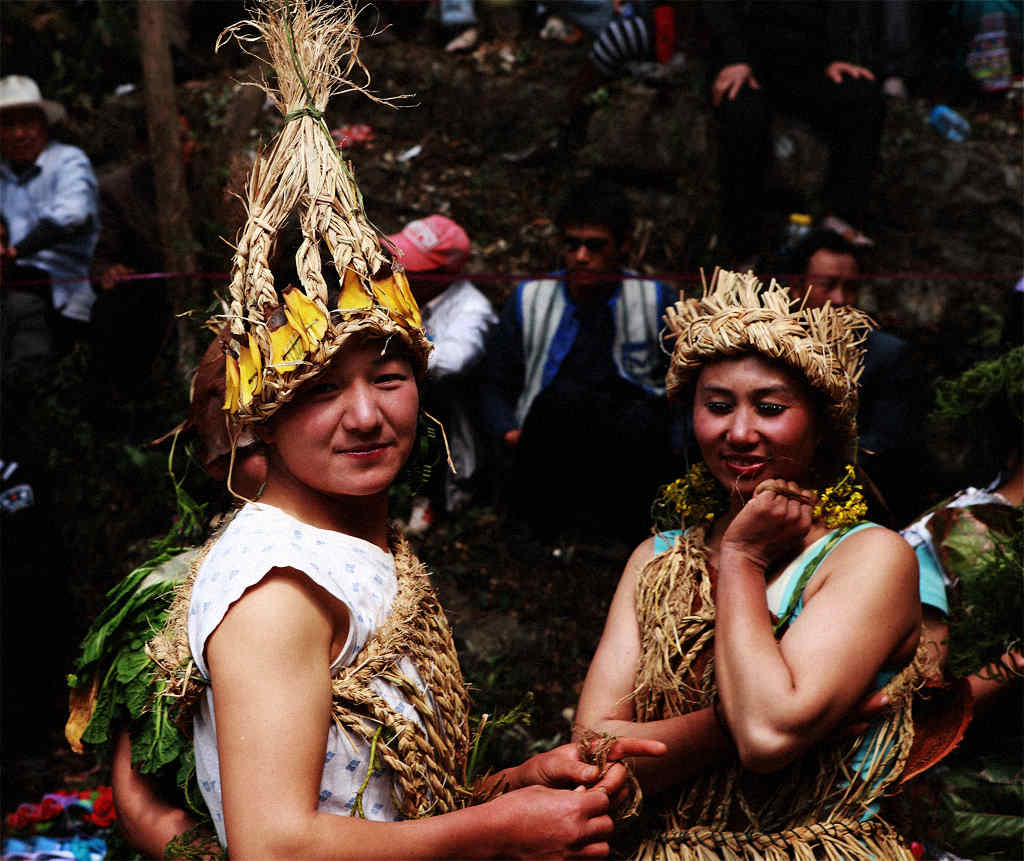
[280,0,367,213]
[283,106,325,122]
[772,526,853,637]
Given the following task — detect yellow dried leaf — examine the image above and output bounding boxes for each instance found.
[65,673,101,754]
[283,285,328,347]
[239,333,263,405]
[372,270,421,329]
[337,268,373,313]
[267,307,305,371]
[223,352,241,413]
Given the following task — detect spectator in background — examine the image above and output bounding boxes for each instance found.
[558,2,687,154]
[0,75,99,355]
[895,348,1022,859]
[482,180,675,542]
[779,228,922,525]
[901,347,1023,717]
[702,1,883,260]
[0,75,95,760]
[386,215,497,517]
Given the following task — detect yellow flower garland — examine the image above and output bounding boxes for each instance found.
[653,463,868,531]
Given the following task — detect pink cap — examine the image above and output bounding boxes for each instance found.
[387,215,470,272]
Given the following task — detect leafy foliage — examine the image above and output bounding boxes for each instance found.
[68,462,213,818]
[464,693,534,786]
[945,507,1024,679]
[935,751,1024,857]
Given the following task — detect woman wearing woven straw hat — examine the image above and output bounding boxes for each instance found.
[575,270,935,859]
[93,2,665,858]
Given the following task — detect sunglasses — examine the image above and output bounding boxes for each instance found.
[563,236,611,252]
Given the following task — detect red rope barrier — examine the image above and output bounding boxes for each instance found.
[2,269,1020,289]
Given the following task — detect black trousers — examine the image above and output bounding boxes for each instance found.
[509,382,674,544]
[715,66,884,234]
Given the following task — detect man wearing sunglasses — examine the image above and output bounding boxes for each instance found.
[482,180,675,542]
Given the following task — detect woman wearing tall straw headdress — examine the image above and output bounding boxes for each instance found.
[575,270,937,859]
[73,1,664,857]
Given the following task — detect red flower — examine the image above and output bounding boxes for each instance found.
[15,803,41,824]
[87,791,116,828]
[39,796,65,819]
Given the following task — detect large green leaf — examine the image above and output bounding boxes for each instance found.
[950,809,1024,843]
[115,645,153,684]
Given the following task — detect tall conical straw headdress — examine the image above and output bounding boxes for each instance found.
[663,269,873,452]
[217,0,428,424]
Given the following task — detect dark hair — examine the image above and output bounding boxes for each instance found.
[779,229,867,279]
[555,179,632,245]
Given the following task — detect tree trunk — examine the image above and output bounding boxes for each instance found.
[137,0,198,384]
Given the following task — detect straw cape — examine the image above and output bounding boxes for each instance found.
[631,525,934,861]
[627,270,933,859]
[217,0,429,425]
[664,269,872,456]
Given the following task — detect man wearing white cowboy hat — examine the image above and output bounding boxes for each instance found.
[0,74,99,355]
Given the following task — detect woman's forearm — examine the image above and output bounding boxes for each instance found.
[229,785,617,861]
[714,527,921,773]
[111,732,196,858]
[714,549,813,770]
[235,805,499,861]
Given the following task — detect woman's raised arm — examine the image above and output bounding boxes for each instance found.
[714,484,921,773]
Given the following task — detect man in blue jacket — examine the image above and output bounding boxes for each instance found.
[483,181,676,542]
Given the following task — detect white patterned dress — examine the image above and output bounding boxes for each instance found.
[187,502,428,847]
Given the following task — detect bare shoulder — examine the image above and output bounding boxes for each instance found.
[811,525,917,595]
[209,568,341,661]
[620,535,659,587]
[833,525,915,566]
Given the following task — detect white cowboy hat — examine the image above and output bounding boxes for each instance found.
[0,76,66,125]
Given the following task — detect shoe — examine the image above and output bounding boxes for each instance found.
[445,26,479,52]
[882,76,908,99]
[821,214,875,247]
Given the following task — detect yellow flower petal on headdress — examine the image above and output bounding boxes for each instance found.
[238,332,263,405]
[283,307,312,353]
[266,307,305,371]
[337,268,374,313]
[392,268,422,329]
[223,352,241,413]
[282,285,328,349]
[372,269,422,329]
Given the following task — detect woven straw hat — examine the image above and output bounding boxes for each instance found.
[217,0,429,424]
[664,269,873,449]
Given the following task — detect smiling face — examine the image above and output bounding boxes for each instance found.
[693,354,820,505]
[260,338,419,517]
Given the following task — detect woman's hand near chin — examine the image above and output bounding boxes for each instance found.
[720,479,816,571]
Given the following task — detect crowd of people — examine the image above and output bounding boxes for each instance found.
[1,1,1021,859]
